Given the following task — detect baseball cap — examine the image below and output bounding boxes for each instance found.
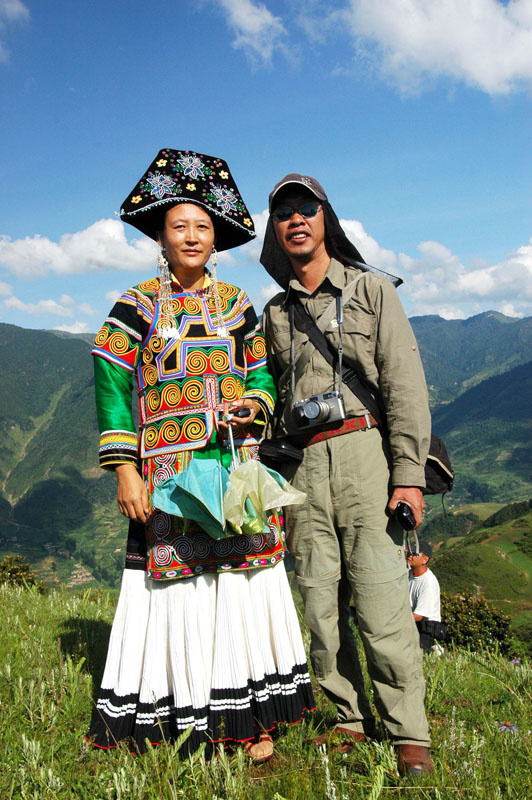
[417,540,433,558]
[269,173,328,211]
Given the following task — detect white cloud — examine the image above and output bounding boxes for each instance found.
[340,0,532,95]
[78,302,95,315]
[250,282,280,313]
[4,295,74,317]
[395,237,532,317]
[237,209,269,264]
[213,0,287,64]
[0,0,29,22]
[0,279,12,296]
[105,289,122,304]
[53,321,90,334]
[260,282,280,300]
[0,219,157,279]
[339,218,397,269]
[497,301,524,318]
[0,0,29,63]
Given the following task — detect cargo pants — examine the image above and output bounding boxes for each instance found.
[283,427,430,745]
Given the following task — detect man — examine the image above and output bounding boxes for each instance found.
[408,541,443,653]
[260,174,433,776]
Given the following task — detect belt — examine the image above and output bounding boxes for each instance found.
[296,414,379,448]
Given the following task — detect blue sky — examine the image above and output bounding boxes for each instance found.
[1,0,531,333]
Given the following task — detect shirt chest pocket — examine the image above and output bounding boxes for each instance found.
[324,310,376,367]
[267,320,292,367]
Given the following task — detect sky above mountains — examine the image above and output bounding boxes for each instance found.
[0,0,531,333]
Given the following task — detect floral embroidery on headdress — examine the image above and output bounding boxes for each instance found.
[209,185,237,213]
[177,155,207,179]
[144,171,180,200]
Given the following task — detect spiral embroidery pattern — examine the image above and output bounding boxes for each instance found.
[146,388,161,413]
[210,349,229,372]
[184,297,201,315]
[108,332,130,355]
[161,384,181,407]
[142,364,158,386]
[160,419,180,444]
[182,379,204,404]
[182,418,206,442]
[186,350,208,375]
[146,506,284,581]
[154,544,173,566]
[220,376,240,402]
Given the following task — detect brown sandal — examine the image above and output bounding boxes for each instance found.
[244,733,274,764]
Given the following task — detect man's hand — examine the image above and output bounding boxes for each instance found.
[115,464,150,523]
[388,486,424,529]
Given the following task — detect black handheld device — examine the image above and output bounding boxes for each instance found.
[395,502,416,531]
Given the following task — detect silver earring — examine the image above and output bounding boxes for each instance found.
[157,248,178,339]
[209,247,226,337]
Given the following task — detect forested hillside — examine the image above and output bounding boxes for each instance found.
[411,310,532,405]
[1,314,531,592]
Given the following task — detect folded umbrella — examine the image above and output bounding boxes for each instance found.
[151,457,230,540]
[223,458,307,534]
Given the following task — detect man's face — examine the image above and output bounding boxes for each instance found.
[407,552,429,568]
[271,190,327,264]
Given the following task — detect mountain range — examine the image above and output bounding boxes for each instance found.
[410,310,532,405]
[1,310,531,591]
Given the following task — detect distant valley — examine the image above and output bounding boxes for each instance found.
[1,312,531,609]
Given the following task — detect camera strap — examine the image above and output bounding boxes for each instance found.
[289,278,386,430]
[289,275,362,390]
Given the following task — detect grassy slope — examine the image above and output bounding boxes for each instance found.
[429,510,532,625]
[1,583,530,800]
[431,361,532,503]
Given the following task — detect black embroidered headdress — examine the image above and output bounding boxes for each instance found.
[120,149,255,251]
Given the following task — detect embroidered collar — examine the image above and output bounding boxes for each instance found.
[170,272,213,297]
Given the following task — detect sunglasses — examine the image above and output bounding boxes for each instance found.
[271,202,321,222]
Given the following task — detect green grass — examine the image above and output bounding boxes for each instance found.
[1,584,531,799]
[453,503,502,518]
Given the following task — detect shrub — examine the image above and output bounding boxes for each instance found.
[0,555,45,592]
[441,590,512,654]
[512,621,532,659]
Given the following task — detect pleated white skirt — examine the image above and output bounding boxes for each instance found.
[89,562,314,754]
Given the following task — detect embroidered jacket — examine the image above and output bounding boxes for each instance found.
[92,277,276,469]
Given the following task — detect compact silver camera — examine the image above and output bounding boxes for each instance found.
[293,391,346,430]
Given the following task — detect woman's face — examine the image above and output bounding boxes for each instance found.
[158,203,215,282]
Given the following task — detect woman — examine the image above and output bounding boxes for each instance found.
[88,149,314,761]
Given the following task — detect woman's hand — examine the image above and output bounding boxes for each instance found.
[115,464,150,523]
[218,398,261,432]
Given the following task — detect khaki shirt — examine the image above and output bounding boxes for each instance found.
[262,258,431,488]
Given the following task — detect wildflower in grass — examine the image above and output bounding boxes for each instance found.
[498,722,518,733]
[511,658,521,665]
[319,743,337,800]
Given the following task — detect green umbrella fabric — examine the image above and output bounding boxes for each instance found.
[151,458,230,540]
